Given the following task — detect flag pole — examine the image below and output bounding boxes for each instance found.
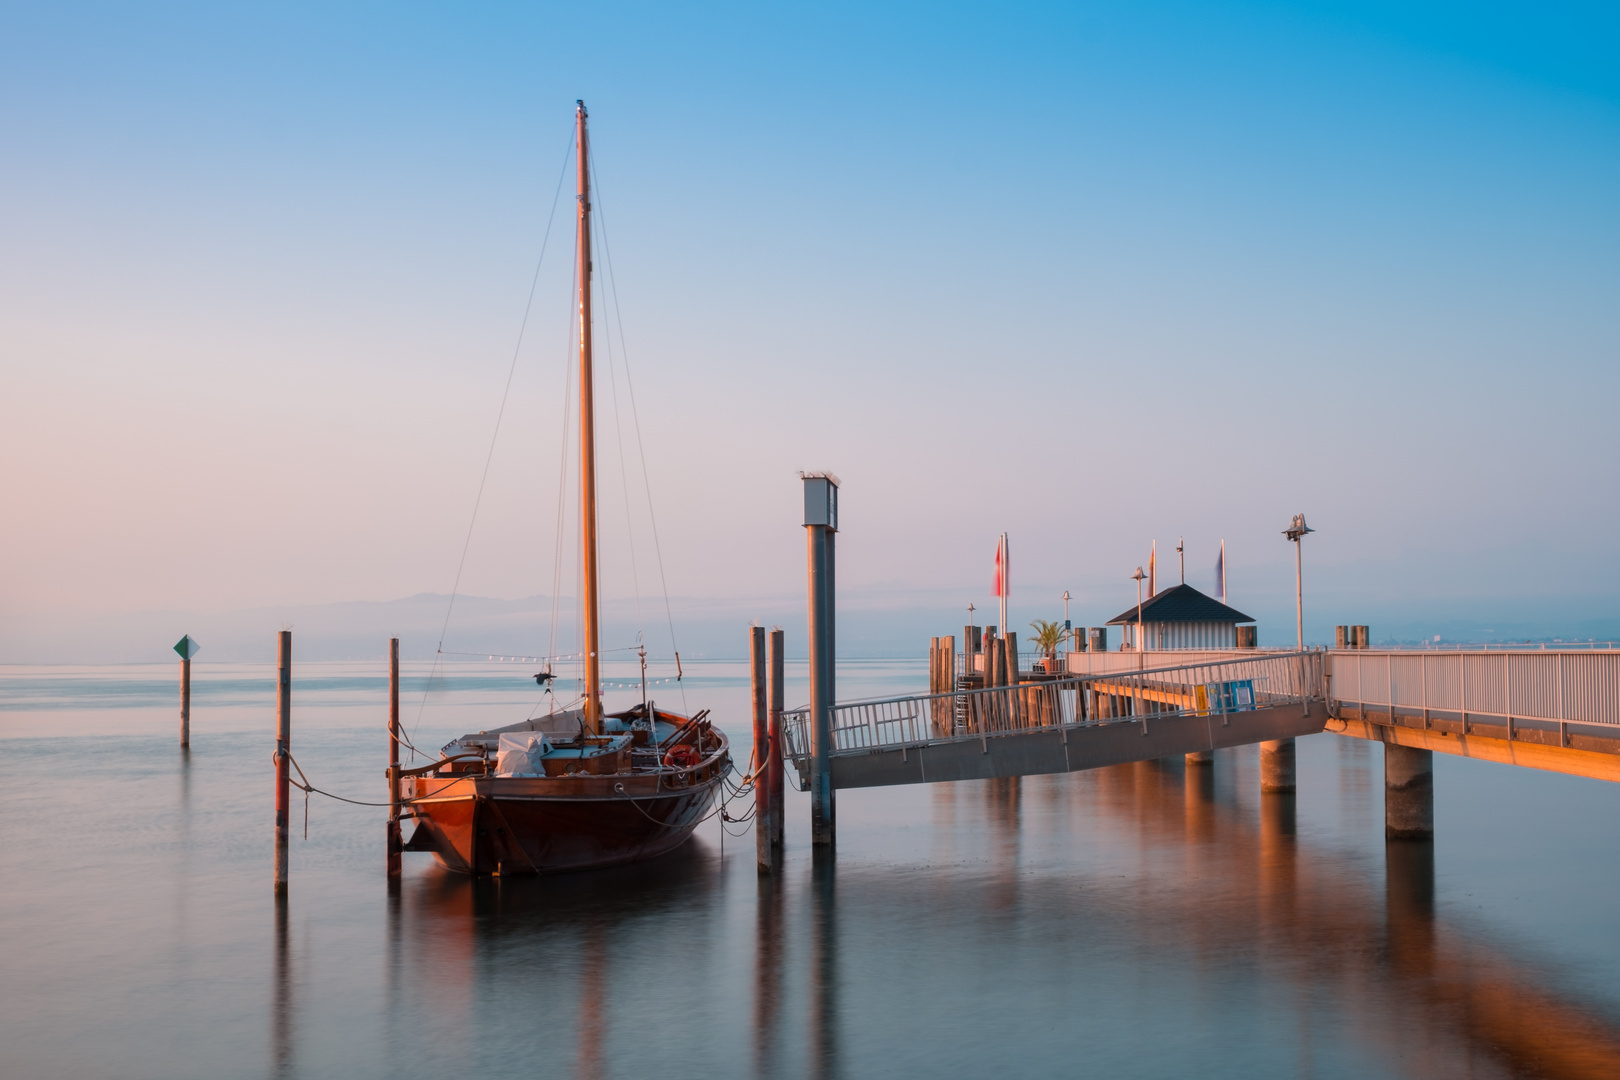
[997,532,1009,636]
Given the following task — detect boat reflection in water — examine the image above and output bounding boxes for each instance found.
[365,757,1620,1080]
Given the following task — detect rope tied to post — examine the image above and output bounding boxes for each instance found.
[272,750,401,841]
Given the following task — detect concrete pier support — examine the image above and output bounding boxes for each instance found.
[1384,743,1434,839]
[1184,749,1213,766]
[803,474,838,848]
[1259,738,1296,792]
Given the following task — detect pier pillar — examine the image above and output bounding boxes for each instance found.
[1384,743,1434,839]
[387,637,402,883]
[175,634,200,750]
[1259,739,1296,792]
[274,630,291,894]
[751,626,771,874]
[803,474,838,847]
[767,629,785,855]
[1185,749,1213,766]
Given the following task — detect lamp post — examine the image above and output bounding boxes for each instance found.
[967,601,977,676]
[1283,513,1315,650]
[1131,567,1146,665]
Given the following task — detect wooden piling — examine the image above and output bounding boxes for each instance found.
[274,630,291,895]
[767,628,785,855]
[387,637,402,881]
[751,626,770,874]
[180,654,192,750]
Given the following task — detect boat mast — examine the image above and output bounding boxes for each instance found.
[576,100,603,734]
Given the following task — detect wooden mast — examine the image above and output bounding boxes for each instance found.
[576,100,603,734]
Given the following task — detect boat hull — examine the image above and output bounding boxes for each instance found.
[405,772,726,875]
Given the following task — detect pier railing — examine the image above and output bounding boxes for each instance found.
[1327,649,1620,730]
[783,650,1325,767]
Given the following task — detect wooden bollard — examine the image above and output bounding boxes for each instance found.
[274,630,291,895]
[387,637,402,881]
[175,634,200,749]
[767,629,785,855]
[751,626,770,873]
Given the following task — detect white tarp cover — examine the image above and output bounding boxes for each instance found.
[496,732,552,776]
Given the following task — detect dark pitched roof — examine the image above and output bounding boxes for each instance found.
[1105,583,1254,626]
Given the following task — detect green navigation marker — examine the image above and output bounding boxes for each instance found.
[174,635,201,660]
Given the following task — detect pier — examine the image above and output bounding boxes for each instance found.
[780,639,1620,836]
[782,650,1329,790]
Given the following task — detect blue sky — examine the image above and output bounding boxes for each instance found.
[3,1,1618,657]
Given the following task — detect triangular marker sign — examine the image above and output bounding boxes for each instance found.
[174,635,201,660]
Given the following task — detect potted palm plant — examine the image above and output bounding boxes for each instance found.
[1029,619,1067,674]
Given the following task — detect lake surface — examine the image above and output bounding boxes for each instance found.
[3,658,1620,1079]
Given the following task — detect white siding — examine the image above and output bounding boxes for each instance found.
[1144,621,1237,649]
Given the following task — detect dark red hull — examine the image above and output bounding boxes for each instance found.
[404,770,726,875]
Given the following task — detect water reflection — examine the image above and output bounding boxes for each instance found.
[753,873,784,1078]
[811,852,839,1080]
[272,895,291,1077]
[369,762,1620,1080]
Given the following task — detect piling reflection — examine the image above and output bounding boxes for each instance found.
[810,851,840,1080]
[370,763,1620,1080]
[272,896,291,1077]
[752,873,784,1079]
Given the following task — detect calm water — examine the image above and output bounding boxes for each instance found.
[3,659,1620,1079]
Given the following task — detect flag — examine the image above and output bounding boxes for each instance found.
[1215,541,1225,601]
[1148,541,1156,598]
[992,537,1006,597]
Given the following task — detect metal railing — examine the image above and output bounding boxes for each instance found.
[958,647,1288,681]
[784,651,1324,768]
[1327,649,1620,729]
[1373,641,1620,652]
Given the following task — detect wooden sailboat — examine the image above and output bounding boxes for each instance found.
[403,102,731,875]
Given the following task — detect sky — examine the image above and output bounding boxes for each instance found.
[2,1,1618,661]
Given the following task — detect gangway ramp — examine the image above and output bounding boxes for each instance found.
[784,651,1328,789]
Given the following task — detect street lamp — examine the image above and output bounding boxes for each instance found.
[1061,590,1071,651]
[1131,566,1147,662]
[1283,513,1315,650]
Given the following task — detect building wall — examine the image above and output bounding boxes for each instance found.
[1145,620,1237,649]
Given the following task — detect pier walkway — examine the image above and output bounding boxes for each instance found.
[1325,648,1620,782]
[783,651,1328,790]
[783,647,1620,792]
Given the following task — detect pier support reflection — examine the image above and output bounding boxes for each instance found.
[753,873,784,1078]
[272,895,291,1076]
[811,851,840,1080]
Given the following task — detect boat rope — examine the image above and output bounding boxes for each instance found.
[589,144,687,715]
[546,248,579,690]
[411,125,575,759]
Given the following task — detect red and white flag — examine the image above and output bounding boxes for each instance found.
[992,537,1007,597]
[1148,540,1157,598]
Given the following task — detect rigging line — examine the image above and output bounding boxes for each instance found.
[412,127,575,751]
[590,216,646,643]
[587,143,686,713]
[547,245,579,678]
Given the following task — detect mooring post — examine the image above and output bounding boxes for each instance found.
[387,637,402,882]
[174,634,199,749]
[751,625,771,873]
[180,653,192,749]
[803,473,838,847]
[1384,743,1434,839]
[767,628,785,855]
[274,630,291,895]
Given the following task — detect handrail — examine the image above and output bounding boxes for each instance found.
[782,651,1324,765]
